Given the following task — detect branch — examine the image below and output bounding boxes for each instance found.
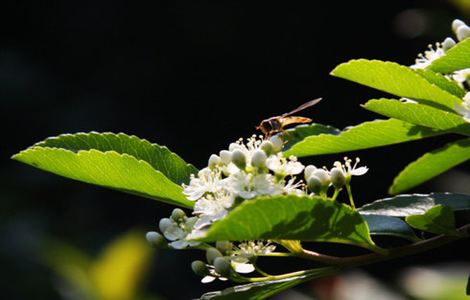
[296,223,470,267]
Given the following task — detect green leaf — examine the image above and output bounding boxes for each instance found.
[361,215,420,242]
[89,231,153,300]
[414,68,466,98]
[13,147,193,208]
[42,231,154,300]
[363,99,470,136]
[331,59,461,109]
[284,119,443,158]
[32,132,197,185]
[41,239,94,297]
[358,193,470,217]
[282,123,340,151]
[389,137,470,194]
[466,274,470,296]
[429,38,470,73]
[198,195,378,251]
[199,267,338,300]
[405,205,457,235]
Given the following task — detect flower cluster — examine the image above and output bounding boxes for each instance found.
[411,19,470,74]
[183,135,305,235]
[146,208,200,249]
[410,19,470,122]
[455,92,470,122]
[190,240,277,283]
[146,134,368,281]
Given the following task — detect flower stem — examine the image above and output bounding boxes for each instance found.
[242,267,339,283]
[331,188,341,201]
[257,252,295,257]
[254,264,273,277]
[275,240,303,254]
[345,183,355,209]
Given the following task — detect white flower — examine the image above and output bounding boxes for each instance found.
[454,92,470,122]
[200,266,229,283]
[452,68,470,85]
[183,168,222,201]
[223,172,282,199]
[333,157,368,182]
[228,241,276,274]
[266,153,304,176]
[282,177,305,195]
[193,194,233,216]
[231,259,255,274]
[192,191,234,229]
[161,216,200,249]
[250,174,282,196]
[410,43,446,69]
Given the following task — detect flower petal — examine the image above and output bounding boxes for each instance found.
[350,166,368,176]
[201,276,216,283]
[231,261,255,274]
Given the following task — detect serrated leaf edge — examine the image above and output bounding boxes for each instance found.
[31,131,198,176]
[389,138,470,194]
[13,146,193,208]
[331,59,462,107]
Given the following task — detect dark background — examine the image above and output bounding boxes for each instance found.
[1,1,469,299]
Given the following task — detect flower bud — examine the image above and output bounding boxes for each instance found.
[208,154,221,168]
[452,19,466,33]
[171,208,186,222]
[231,149,246,169]
[269,135,284,153]
[312,169,331,186]
[260,141,274,155]
[146,231,165,247]
[219,150,232,164]
[228,143,240,151]
[307,176,322,194]
[251,149,267,168]
[206,247,223,265]
[216,241,233,254]
[457,25,470,41]
[191,260,210,277]
[330,167,346,189]
[213,257,232,277]
[158,218,172,232]
[442,37,456,51]
[304,165,317,180]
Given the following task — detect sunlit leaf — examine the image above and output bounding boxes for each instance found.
[13,147,193,207]
[363,99,470,136]
[331,59,461,109]
[197,195,379,251]
[429,38,470,73]
[285,119,443,158]
[414,68,466,98]
[31,132,197,185]
[282,123,340,150]
[389,138,470,194]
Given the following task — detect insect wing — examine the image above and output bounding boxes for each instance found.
[281,98,322,117]
[278,116,312,127]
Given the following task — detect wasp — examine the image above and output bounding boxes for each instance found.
[256,98,322,138]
